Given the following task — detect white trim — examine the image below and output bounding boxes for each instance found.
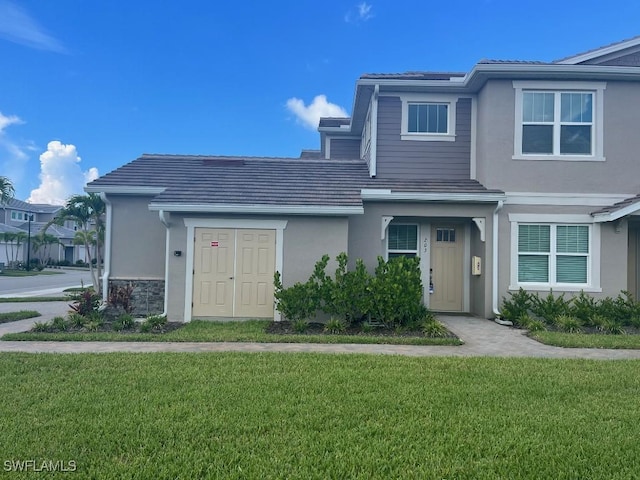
[463,223,471,312]
[99,193,112,302]
[386,223,419,257]
[556,37,640,65]
[381,216,394,240]
[85,186,166,195]
[472,217,486,242]
[593,201,640,223]
[512,81,606,162]
[150,204,363,215]
[508,216,601,291]
[394,93,458,142]
[470,95,477,179]
[506,192,632,206]
[508,213,594,223]
[360,190,506,203]
[183,218,288,322]
[370,84,379,177]
[324,136,331,159]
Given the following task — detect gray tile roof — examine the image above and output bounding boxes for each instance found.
[554,35,640,63]
[477,59,550,65]
[0,198,62,213]
[360,71,466,80]
[87,154,503,210]
[0,223,25,235]
[591,194,640,216]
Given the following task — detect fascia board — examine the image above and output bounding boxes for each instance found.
[592,201,640,223]
[360,190,506,203]
[148,203,364,215]
[84,185,166,195]
[555,37,640,65]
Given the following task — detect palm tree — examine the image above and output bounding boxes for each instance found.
[49,193,106,291]
[0,176,14,205]
[32,232,61,267]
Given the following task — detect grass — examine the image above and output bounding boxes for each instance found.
[531,331,640,349]
[0,270,63,277]
[0,296,68,303]
[0,354,639,478]
[0,310,40,324]
[2,320,461,345]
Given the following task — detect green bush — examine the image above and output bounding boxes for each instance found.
[142,314,167,332]
[500,288,533,322]
[531,291,572,324]
[273,272,317,322]
[68,312,87,328]
[324,318,346,334]
[554,315,582,333]
[113,314,135,332]
[292,319,308,334]
[527,319,547,332]
[32,321,51,332]
[369,256,423,328]
[422,319,448,338]
[51,316,69,331]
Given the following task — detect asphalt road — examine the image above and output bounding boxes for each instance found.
[0,268,93,297]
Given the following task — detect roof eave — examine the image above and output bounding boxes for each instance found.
[360,189,506,203]
[84,185,166,195]
[148,203,364,216]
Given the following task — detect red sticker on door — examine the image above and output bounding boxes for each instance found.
[211,241,219,247]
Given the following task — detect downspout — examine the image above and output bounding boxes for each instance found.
[492,200,512,325]
[99,193,112,302]
[159,210,171,317]
[370,84,379,177]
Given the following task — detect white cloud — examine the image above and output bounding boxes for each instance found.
[28,141,99,205]
[345,2,374,23]
[286,95,348,130]
[0,0,67,53]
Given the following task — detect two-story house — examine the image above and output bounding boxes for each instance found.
[86,36,640,321]
[0,198,84,266]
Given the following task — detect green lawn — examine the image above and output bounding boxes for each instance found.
[0,296,67,303]
[0,310,40,324]
[531,331,640,349]
[2,320,461,346]
[0,269,63,277]
[0,354,638,479]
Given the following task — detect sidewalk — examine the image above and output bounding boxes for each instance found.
[1,303,640,358]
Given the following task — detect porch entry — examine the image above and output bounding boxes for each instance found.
[430,225,464,311]
[192,228,275,318]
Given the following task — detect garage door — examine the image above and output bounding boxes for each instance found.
[192,228,276,318]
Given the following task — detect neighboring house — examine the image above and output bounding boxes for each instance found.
[0,198,85,265]
[87,36,640,321]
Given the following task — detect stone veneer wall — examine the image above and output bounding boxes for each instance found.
[109,279,165,317]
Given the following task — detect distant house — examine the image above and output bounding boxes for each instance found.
[87,36,640,321]
[0,198,86,266]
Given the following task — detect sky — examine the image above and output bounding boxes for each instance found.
[1,0,640,204]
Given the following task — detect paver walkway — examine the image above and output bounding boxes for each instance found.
[1,302,640,359]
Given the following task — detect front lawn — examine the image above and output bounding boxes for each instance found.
[2,320,461,346]
[0,310,40,324]
[0,296,68,303]
[531,331,640,349]
[0,354,638,478]
[0,269,63,277]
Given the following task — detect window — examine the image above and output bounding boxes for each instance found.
[513,81,605,161]
[398,94,458,141]
[517,224,589,285]
[10,211,25,221]
[408,103,448,134]
[388,224,418,258]
[435,228,456,242]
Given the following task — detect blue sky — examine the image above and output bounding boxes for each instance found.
[1,0,639,203]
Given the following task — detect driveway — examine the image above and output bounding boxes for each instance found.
[0,268,93,297]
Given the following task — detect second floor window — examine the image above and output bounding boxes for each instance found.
[408,103,448,134]
[522,91,593,155]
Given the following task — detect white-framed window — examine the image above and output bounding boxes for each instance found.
[509,214,601,292]
[387,224,419,258]
[398,93,458,142]
[513,81,606,161]
[10,211,25,221]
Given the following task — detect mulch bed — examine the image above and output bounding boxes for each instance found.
[266,321,458,339]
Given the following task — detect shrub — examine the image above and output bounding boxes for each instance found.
[531,291,572,324]
[32,321,51,332]
[51,316,69,331]
[600,319,626,335]
[85,320,102,332]
[500,288,532,322]
[292,319,308,334]
[108,282,135,314]
[324,318,346,334]
[273,273,317,322]
[527,319,547,332]
[554,315,583,333]
[69,288,101,316]
[113,314,135,332]
[422,319,448,338]
[68,312,87,328]
[570,290,598,324]
[142,314,167,332]
[369,256,423,328]
[514,313,534,329]
[327,254,372,325]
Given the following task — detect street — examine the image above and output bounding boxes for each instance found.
[0,268,93,297]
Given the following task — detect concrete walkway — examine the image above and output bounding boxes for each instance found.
[1,303,640,359]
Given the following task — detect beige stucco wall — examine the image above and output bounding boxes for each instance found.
[163,214,349,321]
[476,79,640,194]
[107,195,166,279]
[348,201,496,318]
